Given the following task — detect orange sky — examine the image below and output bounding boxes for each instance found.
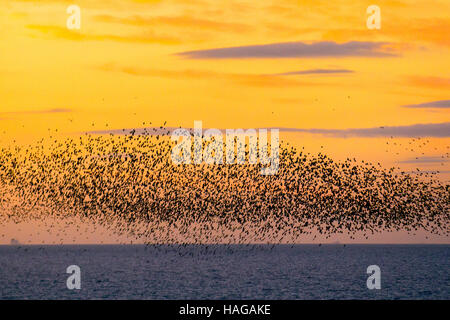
[0,0,448,244]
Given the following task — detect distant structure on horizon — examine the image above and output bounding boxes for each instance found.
[10,238,20,245]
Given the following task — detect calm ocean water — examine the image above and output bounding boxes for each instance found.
[0,244,448,300]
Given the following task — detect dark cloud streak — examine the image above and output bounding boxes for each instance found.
[273,69,354,76]
[401,100,450,109]
[176,41,398,59]
[276,122,450,138]
[398,156,449,164]
[87,122,450,138]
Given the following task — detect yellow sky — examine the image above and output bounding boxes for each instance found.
[1,0,449,134]
[1,0,448,168]
[0,0,449,243]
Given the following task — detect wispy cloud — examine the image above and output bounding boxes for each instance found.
[402,100,450,109]
[323,18,450,47]
[0,108,71,116]
[176,41,399,59]
[97,63,320,88]
[26,25,180,44]
[272,69,354,76]
[407,76,450,89]
[95,14,250,33]
[97,63,216,79]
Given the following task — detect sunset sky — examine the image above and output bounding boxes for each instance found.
[0,0,448,244]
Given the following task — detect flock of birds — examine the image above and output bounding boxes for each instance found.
[0,126,448,245]
[385,136,450,164]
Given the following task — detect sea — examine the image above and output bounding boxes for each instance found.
[0,244,448,300]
